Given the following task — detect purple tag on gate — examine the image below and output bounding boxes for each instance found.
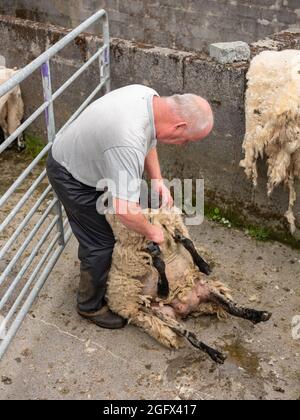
[104,47,109,65]
[41,63,50,126]
[41,62,49,78]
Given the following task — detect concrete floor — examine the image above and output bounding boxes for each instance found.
[0,220,299,400]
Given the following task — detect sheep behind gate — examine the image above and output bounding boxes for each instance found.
[106,208,272,364]
[0,66,24,149]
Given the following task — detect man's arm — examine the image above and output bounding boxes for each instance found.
[114,198,164,244]
[144,147,173,207]
[144,147,162,180]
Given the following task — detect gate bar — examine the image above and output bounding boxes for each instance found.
[5,230,61,322]
[0,10,107,98]
[0,47,106,153]
[0,9,109,153]
[0,227,72,360]
[41,60,65,246]
[0,101,50,154]
[0,216,59,311]
[0,169,47,234]
[0,196,57,285]
[0,143,51,208]
[52,47,105,102]
[57,80,106,137]
[0,185,53,259]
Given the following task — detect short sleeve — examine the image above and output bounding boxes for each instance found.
[101,147,145,202]
[148,138,157,152]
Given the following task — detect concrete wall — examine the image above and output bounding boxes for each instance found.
[0,0,299,52]
[0,15,299,233]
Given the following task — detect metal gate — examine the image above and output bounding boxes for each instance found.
[0,10,110,359]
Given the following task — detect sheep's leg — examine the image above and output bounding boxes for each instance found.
[0,103,9,141]
[16,132,25,151]
[153,257,169,299]
[151,307,226,365]
[146,242,169,299]
[209,287,272,325]
[7,90,25,150]
[135,310,183,349]
[174,229,211,275]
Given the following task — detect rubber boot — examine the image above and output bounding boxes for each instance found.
[77,269,126,329]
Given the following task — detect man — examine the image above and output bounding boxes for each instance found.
[46,84,213,329]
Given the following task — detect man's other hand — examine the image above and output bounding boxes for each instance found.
[153,179,174,208]
[114,198,164,244]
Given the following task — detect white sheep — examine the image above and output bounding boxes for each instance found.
[240,50,300,233]
[105,208,271,364]
[0,66,24,149]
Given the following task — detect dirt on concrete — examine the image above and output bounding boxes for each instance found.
[0,217,299,400]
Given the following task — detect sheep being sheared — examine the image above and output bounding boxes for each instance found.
[240,50,300,233]
[0,66,24,150]
[105,208,271,365]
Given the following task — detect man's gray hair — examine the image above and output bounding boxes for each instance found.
[166,94,212,135]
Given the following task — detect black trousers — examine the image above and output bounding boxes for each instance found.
[46,149,115,313]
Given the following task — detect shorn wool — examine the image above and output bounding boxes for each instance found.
[240,50,300,233]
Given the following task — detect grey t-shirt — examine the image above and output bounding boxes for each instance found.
[52,84,159,202]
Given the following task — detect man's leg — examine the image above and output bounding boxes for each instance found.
[46,149,126,329]
[77,244,112,314]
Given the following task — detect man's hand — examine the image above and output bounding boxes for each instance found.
[147,225,164,245]
[145,148,173,208]
[114,198,165,244]
[153,179,173,208]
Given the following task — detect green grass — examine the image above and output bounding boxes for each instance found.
[205,206,234,229]
[245,226,271,242]
[204,203,300,249]
[23,134,47,162]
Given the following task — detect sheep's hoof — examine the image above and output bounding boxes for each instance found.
[249,310,272,325]
[200,262,212,276]
[187,333,226,365]
[17,142,26,152]
[205,346,227,365]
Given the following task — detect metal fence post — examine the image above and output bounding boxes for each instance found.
[102,13,111,94]
[41,61,65,246]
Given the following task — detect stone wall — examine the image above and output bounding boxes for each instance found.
[0,14,299,233]
[0,0,299,52]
